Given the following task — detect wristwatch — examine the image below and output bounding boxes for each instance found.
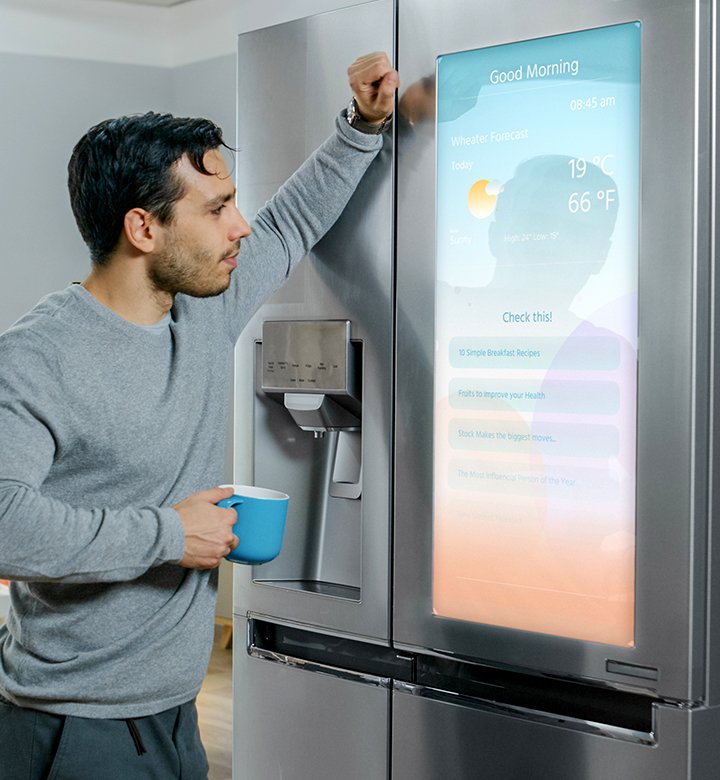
[346,97,391,135]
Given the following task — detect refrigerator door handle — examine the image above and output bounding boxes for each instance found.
[393,680,658,747]
[247,618,414,688]
[249,644,393,689]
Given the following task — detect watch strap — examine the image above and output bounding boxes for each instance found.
[346,97,391,135]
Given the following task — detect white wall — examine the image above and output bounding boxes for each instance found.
[0,54,174,332]
[0,0,229,66]
[0,1,241,332]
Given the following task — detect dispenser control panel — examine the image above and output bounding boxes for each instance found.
[261,320,356,395]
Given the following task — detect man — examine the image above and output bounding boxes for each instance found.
[0,52,398,778]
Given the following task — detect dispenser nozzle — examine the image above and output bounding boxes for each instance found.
[283,393,360,435]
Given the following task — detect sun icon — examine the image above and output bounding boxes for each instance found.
[468,179,503,219]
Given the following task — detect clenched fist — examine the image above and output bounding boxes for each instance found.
[348,51,399,125]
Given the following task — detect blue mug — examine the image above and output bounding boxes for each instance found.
[218,484,289,565]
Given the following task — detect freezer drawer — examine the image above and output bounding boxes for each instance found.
[233,617,390,780]
[392,686,720,780]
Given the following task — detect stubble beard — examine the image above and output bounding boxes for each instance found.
[149,237,232,300]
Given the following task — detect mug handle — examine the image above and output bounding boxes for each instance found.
[218,496,244,513]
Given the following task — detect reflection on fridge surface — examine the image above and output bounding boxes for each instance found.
[233,0,720,777]
[233,2,395,776]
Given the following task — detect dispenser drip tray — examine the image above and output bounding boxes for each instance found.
[252,579,361,601]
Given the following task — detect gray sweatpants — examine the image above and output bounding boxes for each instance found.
[0,696,209,779]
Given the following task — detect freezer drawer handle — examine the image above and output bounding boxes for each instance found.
[249,619,415,684]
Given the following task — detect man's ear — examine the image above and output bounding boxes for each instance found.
[123,208,158,253]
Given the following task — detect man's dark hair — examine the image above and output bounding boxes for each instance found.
[67,112,228,265]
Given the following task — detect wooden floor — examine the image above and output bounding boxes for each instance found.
[197,626,234,780]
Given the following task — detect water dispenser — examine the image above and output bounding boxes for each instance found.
[252,319,365,598]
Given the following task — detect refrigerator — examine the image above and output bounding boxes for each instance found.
[232,0,720,777]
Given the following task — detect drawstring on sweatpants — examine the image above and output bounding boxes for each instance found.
[125,718,147,756]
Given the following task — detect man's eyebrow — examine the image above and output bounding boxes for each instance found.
[205,190,236,209]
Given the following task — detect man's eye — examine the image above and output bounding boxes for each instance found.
[211,205,226,216]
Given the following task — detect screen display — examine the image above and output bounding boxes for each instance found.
[433,23,640,646]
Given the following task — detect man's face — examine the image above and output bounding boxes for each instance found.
[148,149,251,298]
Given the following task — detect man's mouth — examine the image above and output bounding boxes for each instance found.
[222,244,241,269]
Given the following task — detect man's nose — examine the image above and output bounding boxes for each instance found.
[230,207,251,241]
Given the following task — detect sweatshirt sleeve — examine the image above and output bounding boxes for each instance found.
[0,336,186,583]
[224,112,386,339]
[0,486,185,583]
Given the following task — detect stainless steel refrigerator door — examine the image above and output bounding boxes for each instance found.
[234,0,395,641]
[394,0,712,702]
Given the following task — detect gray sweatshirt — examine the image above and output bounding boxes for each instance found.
[0,115,383,718]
